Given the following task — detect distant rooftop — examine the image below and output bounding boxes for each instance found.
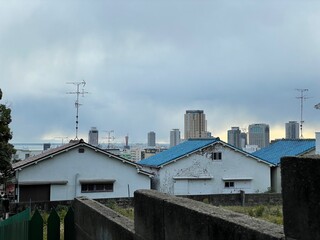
[252,139,315,165]
[139,138,219,167]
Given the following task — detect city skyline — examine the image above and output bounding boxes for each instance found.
[2,1,320,144]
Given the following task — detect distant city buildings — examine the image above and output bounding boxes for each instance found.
[227,127,247,149]
[285,121,299,139]
[240,132,248,149]
[147,131,156,147]
[170,129,181,148]
[88,127,99,146]
[184,110,209,139]
[227,127,241,148]
[248,123,270,148]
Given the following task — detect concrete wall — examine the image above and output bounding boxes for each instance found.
[134,190,284,240]
[74,190,285,240]
[74,197,135,240]
[281,156,320,240]
[185,193,282,206]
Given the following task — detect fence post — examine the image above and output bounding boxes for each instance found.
[29,209,43,240]
[64,207,75,240]
[47,208,60,240]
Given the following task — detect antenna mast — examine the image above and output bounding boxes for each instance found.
[104,130,115,149]
[296,88,309,138]
[66,80,88,139]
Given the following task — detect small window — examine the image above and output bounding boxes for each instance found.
[225,181,235,188]
[211,152,222,160]
[81,183,114,193]
[78,148,85,153]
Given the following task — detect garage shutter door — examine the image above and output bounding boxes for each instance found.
[19,185,50,202]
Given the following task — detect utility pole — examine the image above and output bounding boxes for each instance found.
[66,80,88,140]
[296,89,309,138]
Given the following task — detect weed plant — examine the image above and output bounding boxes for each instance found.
[223,205,283,225]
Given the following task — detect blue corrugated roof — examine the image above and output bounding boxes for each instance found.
[252,139,315,165]
[138,138,219,167]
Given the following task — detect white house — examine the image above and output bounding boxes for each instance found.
[11,139,152,202]
[252,138,316,193]
[138,138,275,195]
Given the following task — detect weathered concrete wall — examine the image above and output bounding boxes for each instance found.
[185,193,282,206]
[134,190,285,240]
[281,156,320,240]
[74,197,135,240]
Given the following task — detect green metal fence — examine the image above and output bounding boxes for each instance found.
[0,208,30,240]
[0,207,74,240]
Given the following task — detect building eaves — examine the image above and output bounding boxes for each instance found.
[12,139,153,177]
[12,139,83,170]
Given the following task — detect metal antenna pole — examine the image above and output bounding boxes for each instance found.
[103,130,115,149]
[296,88,309,138]
[67,80,88,139]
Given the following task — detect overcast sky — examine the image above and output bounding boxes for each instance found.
[2,1,320,145]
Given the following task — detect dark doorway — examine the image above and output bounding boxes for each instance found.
[19,184,50,202]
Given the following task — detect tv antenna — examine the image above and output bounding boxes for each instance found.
[103,130,115,149]
[66,80,88,139]
[296,88,309,138]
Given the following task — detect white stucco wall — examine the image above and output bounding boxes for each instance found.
[16,146,151,201]
[149,144,271,195]
[271,167,281,193]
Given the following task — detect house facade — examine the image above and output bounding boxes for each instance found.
[138,138,274,195]
[11,139,151,202]
[252,138,316,193]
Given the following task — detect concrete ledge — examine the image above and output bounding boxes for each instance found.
[74,196,135,240]
[135,189,285,240]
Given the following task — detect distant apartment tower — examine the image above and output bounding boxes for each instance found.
[227,127,241,148]
[240,132,248,149]
[184,110,208,139]
[88,127,99,146]
[147,131,156,147]
[170,129,181,148]
[248,124,270,148]
[285,121,299,139]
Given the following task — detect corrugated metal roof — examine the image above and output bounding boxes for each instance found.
[252,139,315,165]
[138,138,219,167]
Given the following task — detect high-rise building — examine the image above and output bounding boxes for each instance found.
[184,110,208,139]
[227,127,241,148]
[285,121,299,139]
[88,127,99,146]
[248,124,270,149]
[170,129,181,148]
[240,132,248,149]
[147,131,156,147]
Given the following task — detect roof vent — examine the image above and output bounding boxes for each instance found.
[78,148,85,153]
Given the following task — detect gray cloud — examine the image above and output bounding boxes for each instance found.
[2,1,320,144]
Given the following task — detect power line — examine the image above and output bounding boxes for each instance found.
[66,80,88,140]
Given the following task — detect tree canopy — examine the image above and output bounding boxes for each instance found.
[0,89,15,181]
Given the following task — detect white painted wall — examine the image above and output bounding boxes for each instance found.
[146,143,271,195]
[16,146,151,201]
